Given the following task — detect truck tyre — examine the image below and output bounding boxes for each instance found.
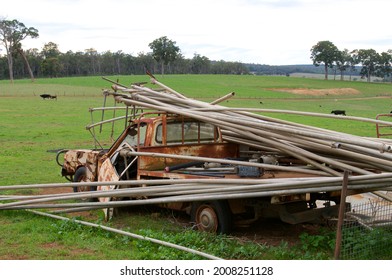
[73,167,96,202]
[191,200,232,234]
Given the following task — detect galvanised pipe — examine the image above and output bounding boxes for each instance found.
[3,182,391,211]
[29,210,222,260]
[2,173,392,210]
[210,92,235,105]
[192,107,392,127]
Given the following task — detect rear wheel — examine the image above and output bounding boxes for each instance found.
[73,167,96,202]
[191,200,232,234]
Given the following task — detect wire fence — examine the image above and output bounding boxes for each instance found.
[339,195,392,260]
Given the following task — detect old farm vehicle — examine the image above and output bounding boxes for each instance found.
[57,76,392,234]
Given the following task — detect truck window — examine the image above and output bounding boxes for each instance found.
[155,121,216,144]
[124,123,147,147]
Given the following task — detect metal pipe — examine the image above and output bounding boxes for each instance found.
[334,170,350,259]
[124,150,331,175]
[86,115,128,130]
[145,74,186,99]
[89,106,129,112]
[28,210,222,260]
[3,181,390,211]
[2,173,392,210]
[210,92,235,105]
[192,107,392,127]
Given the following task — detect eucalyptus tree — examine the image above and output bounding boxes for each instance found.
[190,53,211,74]
[335,49,352,80]
[348,49,360,81]
[0,18,38,82]
[375,50,392,81]
[85,48,100,75]
[310,40,339,80]
[357,49,379,82]
[41,42,62,77]
[149,36,181,75]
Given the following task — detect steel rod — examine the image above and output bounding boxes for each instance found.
[28,210,222,260]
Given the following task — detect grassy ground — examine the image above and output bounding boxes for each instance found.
[1,75,392,260]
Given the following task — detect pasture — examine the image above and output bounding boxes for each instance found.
[1,74,392,259]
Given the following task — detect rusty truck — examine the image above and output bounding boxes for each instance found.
[57,104,344,234]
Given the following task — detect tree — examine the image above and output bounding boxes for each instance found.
[41,57,62,77]
[148,36,180,75]
[310,41,339,80]
[0,18,38,83]
[85,48,100,75]
[375,50,392,81]
[357,49,379,82]
[348,49,360,81]
[24,48,42,77]
[137,52,156,74]
[41,42,62,78]
[335,49,352,80]
[41,42,60,59]
[190,53,210,74]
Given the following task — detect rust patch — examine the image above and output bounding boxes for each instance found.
[97,157,120,199]
[138,143,239,171]
[63,149,101,181]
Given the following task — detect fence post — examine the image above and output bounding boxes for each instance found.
[334,170,350,259]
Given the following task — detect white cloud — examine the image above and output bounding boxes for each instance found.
[1,0,392,65]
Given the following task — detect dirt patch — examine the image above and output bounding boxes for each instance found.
[41,242,98,258]
[41,187,72,195]
[232,220,324,247]
[269,88,360,96]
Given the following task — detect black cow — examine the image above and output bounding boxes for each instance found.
[331,110,346,116]
[40,94,57,100]
[40,94,51,99]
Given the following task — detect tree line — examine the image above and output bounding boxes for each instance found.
[310,40,392,82]
[0,40,250,80]
[1,19,391,82]
[0,19,248,81]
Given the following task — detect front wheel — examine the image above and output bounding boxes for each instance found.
[190,200,232,234]
[73,167,96,202]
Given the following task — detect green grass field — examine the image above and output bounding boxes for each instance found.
[1,74,392,259]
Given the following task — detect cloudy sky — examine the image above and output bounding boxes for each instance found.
[1,0,391,65]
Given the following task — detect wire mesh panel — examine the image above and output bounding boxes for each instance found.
[340,197,392,259]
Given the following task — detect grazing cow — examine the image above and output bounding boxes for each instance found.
[40,94,57,100]
[40,94,52,99]
[331,110,346,116]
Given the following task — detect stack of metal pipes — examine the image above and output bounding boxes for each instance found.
[1,76,392,211]
[110,77,392,177]
[0,173,391,212]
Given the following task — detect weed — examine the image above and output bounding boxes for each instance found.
[341,227,392,259]
[133,228,263,260]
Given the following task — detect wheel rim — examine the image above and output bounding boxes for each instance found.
[195,205,218,232]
